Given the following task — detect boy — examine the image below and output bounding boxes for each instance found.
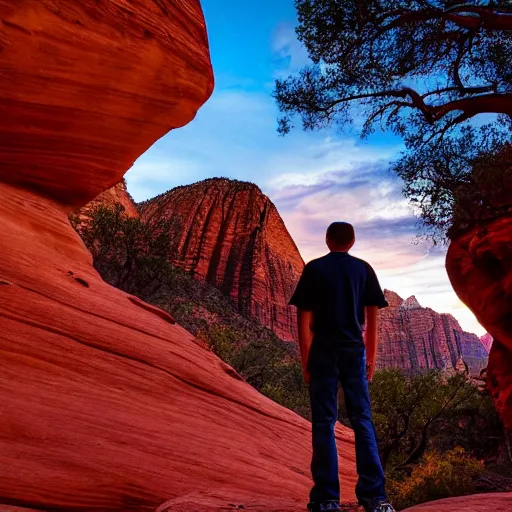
[289,222,395,512]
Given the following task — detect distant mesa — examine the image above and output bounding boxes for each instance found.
[377,290,488,375]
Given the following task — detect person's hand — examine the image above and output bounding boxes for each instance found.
[366,360,375,383]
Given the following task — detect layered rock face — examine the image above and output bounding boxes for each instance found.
[447,215,512,429]
[0,2,359,511]
[73,179,140,228]
[0,0,213,207]
[480,333,494,353]
[377,291,488,375]
[141,178,305,341]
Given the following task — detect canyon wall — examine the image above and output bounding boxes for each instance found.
[447,215,512,429]
[141,178,305,341]
[377,291,488,375]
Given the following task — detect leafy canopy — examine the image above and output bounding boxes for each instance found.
[274,0,512,241]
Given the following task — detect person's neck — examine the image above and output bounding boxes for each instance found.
[330,249,350,253]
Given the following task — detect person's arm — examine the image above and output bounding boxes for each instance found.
[297,309,314,383]
[289,263,316,383]
[364,305,378,382]
[363,263,388,383]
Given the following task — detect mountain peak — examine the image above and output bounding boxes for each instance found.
[384,289,404,307]
[141,178,304,341]
[402,295,421,309]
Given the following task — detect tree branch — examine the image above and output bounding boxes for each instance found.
[317,88,412,111]
[432,93,512,121]
[421,84,496,99]
[453,35,467,92]
[380,5,512,33]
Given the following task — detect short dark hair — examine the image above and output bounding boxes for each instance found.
[326,222,355,247]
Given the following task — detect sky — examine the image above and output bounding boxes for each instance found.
[125,0,485,336]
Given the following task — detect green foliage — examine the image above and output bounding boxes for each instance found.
[274,0,512,243]
[71,204,180,295]
[198,322,310,418]
[388,447,484,510]
[367,370,497,470]
[276,1,512,135]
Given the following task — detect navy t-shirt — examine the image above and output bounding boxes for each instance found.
[289,252,388,342]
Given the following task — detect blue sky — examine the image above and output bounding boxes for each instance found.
[125,0,485,335]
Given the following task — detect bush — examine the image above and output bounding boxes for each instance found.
[367,370,483,471]
[388,447,484,510]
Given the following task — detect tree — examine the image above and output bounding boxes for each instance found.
[71,204,180,295]
[274,0,512,241]
[368,370,485,470]
[388,447,484,510]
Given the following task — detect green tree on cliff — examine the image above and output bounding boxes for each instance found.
[71,204,180,295]
[274,0,512,241]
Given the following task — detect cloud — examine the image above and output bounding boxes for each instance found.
[125,84,484,336]
[271,22,311,77]
[268,163,485,335]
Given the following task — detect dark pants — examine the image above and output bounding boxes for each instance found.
[308,339,386,505]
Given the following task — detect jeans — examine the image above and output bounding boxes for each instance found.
[308,339,386,505]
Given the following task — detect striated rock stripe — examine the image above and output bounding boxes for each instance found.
[141,178,305,342]
[0,0,214,206]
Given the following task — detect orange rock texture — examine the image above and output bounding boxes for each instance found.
[0,0,213,207]
[446,216,512,428]
[402,492,512,511]
[0,2,357,510]
[141,178,305,341]
[377,291,488,375]
[0,183,357,511]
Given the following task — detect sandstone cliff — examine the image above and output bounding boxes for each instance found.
[481,333,494,353]
[0,2,358,511]
[141,178,305,341]
[377,291,488,375]
[0,0,213,207]
[73,179,140,228]
[447,214,512,429]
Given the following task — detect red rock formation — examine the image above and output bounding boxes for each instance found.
[141,178,305,342]
[402,493,512,511]
[447,215,512,428]
[0,183,357,511]
[377,290,488,375]
[73,179,140,228]
[481,333,493,353]
[0,2,357,510]
[0,0,213,207]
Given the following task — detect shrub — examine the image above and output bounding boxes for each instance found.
[388,447,484,510]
